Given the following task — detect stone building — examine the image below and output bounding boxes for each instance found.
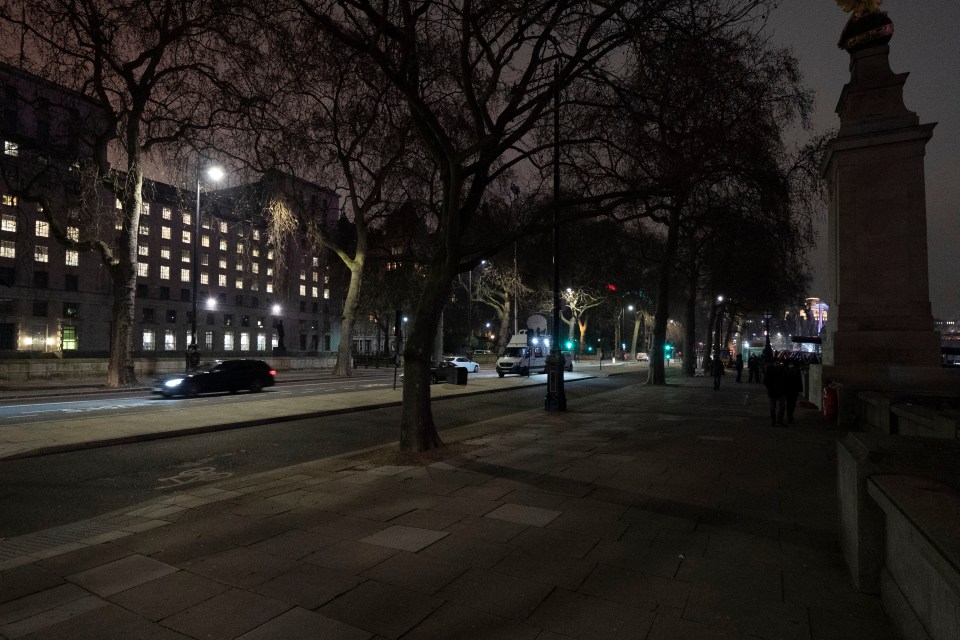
[1,62,345,359]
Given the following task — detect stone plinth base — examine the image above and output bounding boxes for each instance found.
[836,433,960,594]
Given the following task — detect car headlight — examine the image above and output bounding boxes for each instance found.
[164,378,184,388]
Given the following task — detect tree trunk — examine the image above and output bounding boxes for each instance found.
[647,202,683,385]
[630,316,640,357]
[682,270,698,377]
[399,260,448,452]
[495,295,510,353]
[107,154,142,388]
[333,250,364,376]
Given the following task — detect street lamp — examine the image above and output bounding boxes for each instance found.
[545,51,566,412]
[762,310,774,361]
[191,163,223,352]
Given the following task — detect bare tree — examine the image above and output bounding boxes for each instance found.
[1,0,254,385]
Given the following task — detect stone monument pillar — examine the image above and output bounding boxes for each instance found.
[820,8,947,396]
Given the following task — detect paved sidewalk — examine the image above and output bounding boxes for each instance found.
[0,375,895,639]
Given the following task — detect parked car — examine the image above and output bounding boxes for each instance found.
[400,360,458,384]
[152,359,276,398]
[444,356,480,373]
[561,351,574,372]
[636,352,650,362]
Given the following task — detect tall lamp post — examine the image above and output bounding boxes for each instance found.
[545,56,566,412]
[713,296,725,364]
[762,310,774,361]
[191,163,224,351]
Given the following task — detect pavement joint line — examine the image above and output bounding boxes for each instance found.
[0,375,640,569]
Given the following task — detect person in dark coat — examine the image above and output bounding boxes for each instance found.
[185,343,200,372]
[711,356,724,391]
[764,362,788,426]
[734,353,744,383]
[784,362,804,423]
[747,354,759,383]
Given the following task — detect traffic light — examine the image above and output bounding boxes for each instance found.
[565,340,574,350]
[665,343,673,356]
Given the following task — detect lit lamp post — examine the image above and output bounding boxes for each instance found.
[762,310,774,361]
[545,55,566,412]
[714,296,725,364]
[191,163,224,351]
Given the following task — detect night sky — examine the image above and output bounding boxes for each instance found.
[767,1,960,318]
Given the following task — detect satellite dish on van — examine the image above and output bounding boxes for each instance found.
[526,314,548,333]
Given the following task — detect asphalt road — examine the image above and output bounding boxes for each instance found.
[0,374,633,538]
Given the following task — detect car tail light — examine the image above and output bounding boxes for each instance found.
[269,369,277,377]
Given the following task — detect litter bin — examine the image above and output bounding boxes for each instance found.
[447,366,468,385]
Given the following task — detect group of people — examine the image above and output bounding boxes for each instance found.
[710,352,804,426]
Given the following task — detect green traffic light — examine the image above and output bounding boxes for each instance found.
[565,341,574,350]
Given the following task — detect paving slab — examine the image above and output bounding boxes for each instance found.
[160,588,290,640]
[107,569,230,621]
[235,606,373,640]
[67,554,178,597]
[319,580,442,639]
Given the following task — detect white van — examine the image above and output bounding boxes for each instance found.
[496,330,548,377]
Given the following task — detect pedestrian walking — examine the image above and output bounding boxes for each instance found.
[185,343,200,372]
[747,354,759,383]
[711,356,724,391]
[734,353,744,383]
[784,361,804,423]
[764,361,788,426]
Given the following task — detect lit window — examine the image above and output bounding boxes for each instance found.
[141,202,150,216]
[219,221,228,233]
[266,267,273,277]
[299,285,306,296]
[252,247,259,258]
[160,247,171,260]
[1,195,16,208]
[237,243,244,254]
[219,239,227,251]
[253,230,260,240]
[115,198,122,209]
[240,332,250,351]
[0,240,15,258]
[164,330,176,350]
[161,226,171,240]
[182,230,191,244]
[1,214,15,232]
[324,288,330,299]
[139,224,149,236]
[162,207,172,220]
[67,226,79,241]
[4,140,18,156]
[300,270,306,280]
[200,272,209,285]
[62,326,78,350]
[250,280,258,291]
[201,235,210,247]
[142,329,156,350]
[181,269,190,282]
[236,262,243,271]
[252,263,259,274]
[34,245,48,262]
[224,332,234,350]
[66,250,79,266]
[236,279,244,290]
[137,262,148,277]
[312,256,318,267]
[312,271,319,282]
[181,250,190,263]
[218,258,227,269]
[201,254,209,266]
[35,221,49,237]
[267,249,274,260]
[160,265,170,280]
[312,286,318,298]
[182,213,191,225]
[324,275,329,283]
[266,283,273,293]
[218,274,227,287]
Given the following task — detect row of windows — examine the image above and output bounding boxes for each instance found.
[143,329,277,352]
[0,241,79,265]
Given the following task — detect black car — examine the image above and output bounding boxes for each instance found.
[400,360,458,384]
[152,359,276,398]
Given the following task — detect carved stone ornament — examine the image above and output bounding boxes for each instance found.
[837,1,894,52]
